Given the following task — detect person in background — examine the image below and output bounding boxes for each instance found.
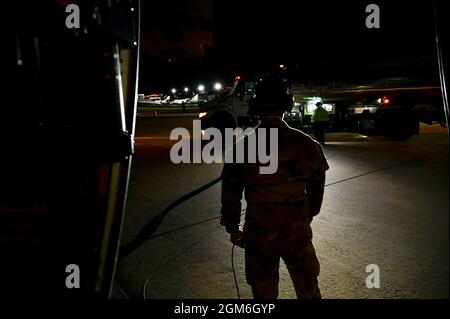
[311,102,330,145]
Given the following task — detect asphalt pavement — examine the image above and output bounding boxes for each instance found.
[115,116,448,299]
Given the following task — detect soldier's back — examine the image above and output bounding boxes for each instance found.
[242,118,327,249]
[243,118,326,204]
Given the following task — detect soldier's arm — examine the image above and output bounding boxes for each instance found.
[220,163,245,233]
[306,145,329,219]
[306,170,326,219]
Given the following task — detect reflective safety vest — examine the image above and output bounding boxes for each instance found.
[312,106,330,123]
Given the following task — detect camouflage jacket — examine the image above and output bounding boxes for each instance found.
[220,116,329,248]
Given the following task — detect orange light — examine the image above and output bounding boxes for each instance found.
[199,112,208,118]
[383,98,390,104]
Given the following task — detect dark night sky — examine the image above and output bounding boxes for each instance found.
[214,1,435,62]
[139,0,438,92]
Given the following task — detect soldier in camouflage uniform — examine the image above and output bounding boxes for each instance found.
[220,75,329,299]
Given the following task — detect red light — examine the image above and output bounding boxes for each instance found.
[383,98,390,104]
[235,75,241,81]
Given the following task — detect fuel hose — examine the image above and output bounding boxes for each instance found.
[118,176,223,260]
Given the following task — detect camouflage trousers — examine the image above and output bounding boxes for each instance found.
[245,240,321,299]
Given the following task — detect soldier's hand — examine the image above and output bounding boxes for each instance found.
[230,230,245,248]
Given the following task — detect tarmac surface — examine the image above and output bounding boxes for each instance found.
[115,115,448,299]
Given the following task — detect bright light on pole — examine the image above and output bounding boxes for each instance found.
[197,84,205,92]
[171,88,176,94]
[184,87,189,93]
[214,82,222,91]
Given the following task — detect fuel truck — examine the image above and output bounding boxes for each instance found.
[199,75,444,141]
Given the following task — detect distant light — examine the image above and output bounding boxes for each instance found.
[310,97,322,104]
[383,98,390,104]
[214,82,222,91]
[199,112,208,118]
[197,84,205,92]
[171,88,177,94]
[279,64,285,69]
[184,87,189,92]
[377,98,382,104]
[235,75,241,81]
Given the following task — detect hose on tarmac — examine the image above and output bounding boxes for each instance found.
[231,244,241,299]
[118,176,223,260]
[119,175,243,299]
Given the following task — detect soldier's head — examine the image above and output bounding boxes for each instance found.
[249,74,293,116]
[316,102,323,108]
